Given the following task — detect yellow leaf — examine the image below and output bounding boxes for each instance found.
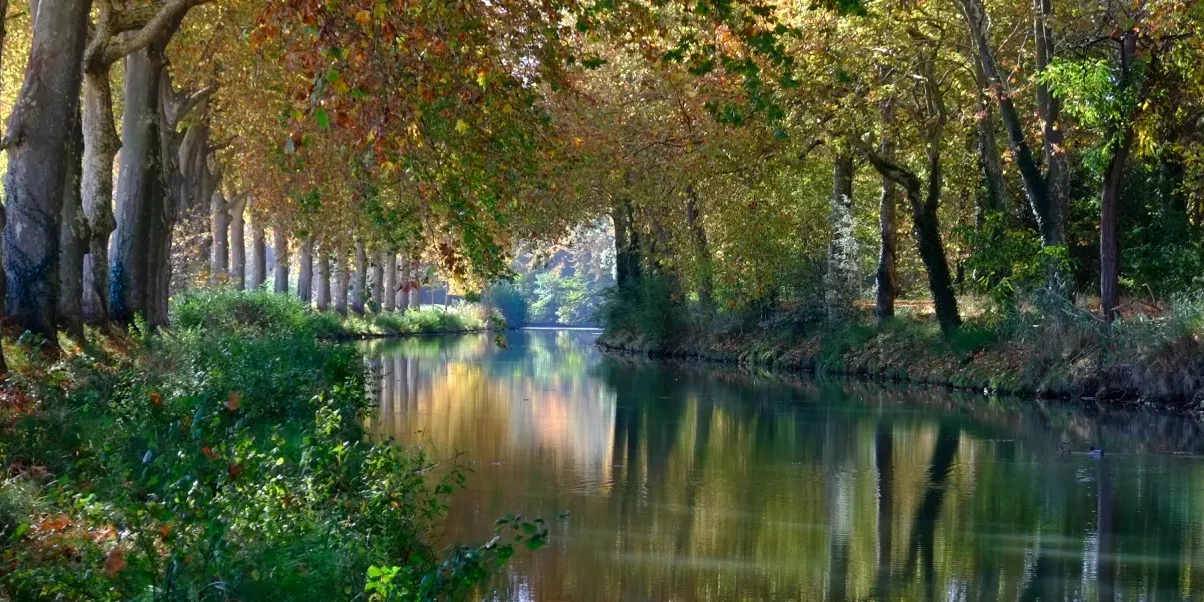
[455,119,470,134]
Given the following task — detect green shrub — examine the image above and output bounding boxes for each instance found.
[0,290,529,601]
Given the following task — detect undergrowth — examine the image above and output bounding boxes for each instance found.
[599,282,1204,406]
[0,289,539,601]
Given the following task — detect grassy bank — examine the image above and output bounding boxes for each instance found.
[0,290,538,601]
[598,287,1204,409]
[172,289,496,340]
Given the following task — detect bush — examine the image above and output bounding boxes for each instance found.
[0,290,535,601]
[600,275,689,348]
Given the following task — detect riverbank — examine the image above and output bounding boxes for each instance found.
[0,290,530,601]
[598,300,1204,410]
[172,289,496,340]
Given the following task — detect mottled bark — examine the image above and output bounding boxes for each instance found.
[228,194,247,289]
[81,70,118,324]
[297,236,313,303]
[352,241,367,313]
[316,248,331,311]
[89,0,205,322]
[249,216,266,289]
[397,258,411,311]
[273,225,289,294]
[826,153,858,322]
[3,0,90,337]
[384,253,396,312]
[110,48,164,324]
[876,105,900,324]
[58,109,87,339]
[335,252,349,314]
[210,189,229,282]
[410,264,421,310]
[371,250,384,312]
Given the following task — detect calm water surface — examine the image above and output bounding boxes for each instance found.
[362,329,1204,601]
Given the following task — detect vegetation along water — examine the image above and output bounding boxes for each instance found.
[0,0,1203,599]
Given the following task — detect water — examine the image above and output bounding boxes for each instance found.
[362,329,1204,601]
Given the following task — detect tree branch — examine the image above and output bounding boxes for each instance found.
[102,0,208,65]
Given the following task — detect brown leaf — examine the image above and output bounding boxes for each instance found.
[105,548,126,579]
[225,392,242,412]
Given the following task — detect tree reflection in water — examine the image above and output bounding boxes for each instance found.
[359,330,1204,601]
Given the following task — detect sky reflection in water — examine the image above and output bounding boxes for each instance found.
[361,329,1204,602]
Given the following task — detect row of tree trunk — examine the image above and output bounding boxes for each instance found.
[206,216,424,313]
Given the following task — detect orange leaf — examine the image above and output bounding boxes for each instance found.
[225,392,242,412]
[150,392,163,407]
[105,548,126,579]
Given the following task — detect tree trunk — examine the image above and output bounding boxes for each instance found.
[398,257,411,311]
[210,189,229,283]
[273,225,289,294]
[1100,32,1139,323]
[3,0,90,337]
[249,216,266,289]
[684,186,713,312]
[384,253,396,312]
[1100,146,1127,322]
[971,59,1007,220]
[146,196,173,327]
[335,252,349,314]
[352,241,367,313]
[959,0,1063,248]
[410,265,421,310]
[82,70,119,324]
[371,250,384,312]
[297,236,313,303]
[613,197,641,289]
[1033,0,1069,247]
[316,248,331,310]
[58,108,87,339]
[876,105,900,324]
[0,0,11,372]
[911,199,961,333]
[862,147,961,333]
[110,48,164,324]
[228,195,247,289]
[826,153,857,323]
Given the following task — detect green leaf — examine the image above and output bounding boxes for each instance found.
[315,108,330,129]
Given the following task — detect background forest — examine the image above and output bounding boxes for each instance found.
[0,0,1194,352]
[0,0,1203,597]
